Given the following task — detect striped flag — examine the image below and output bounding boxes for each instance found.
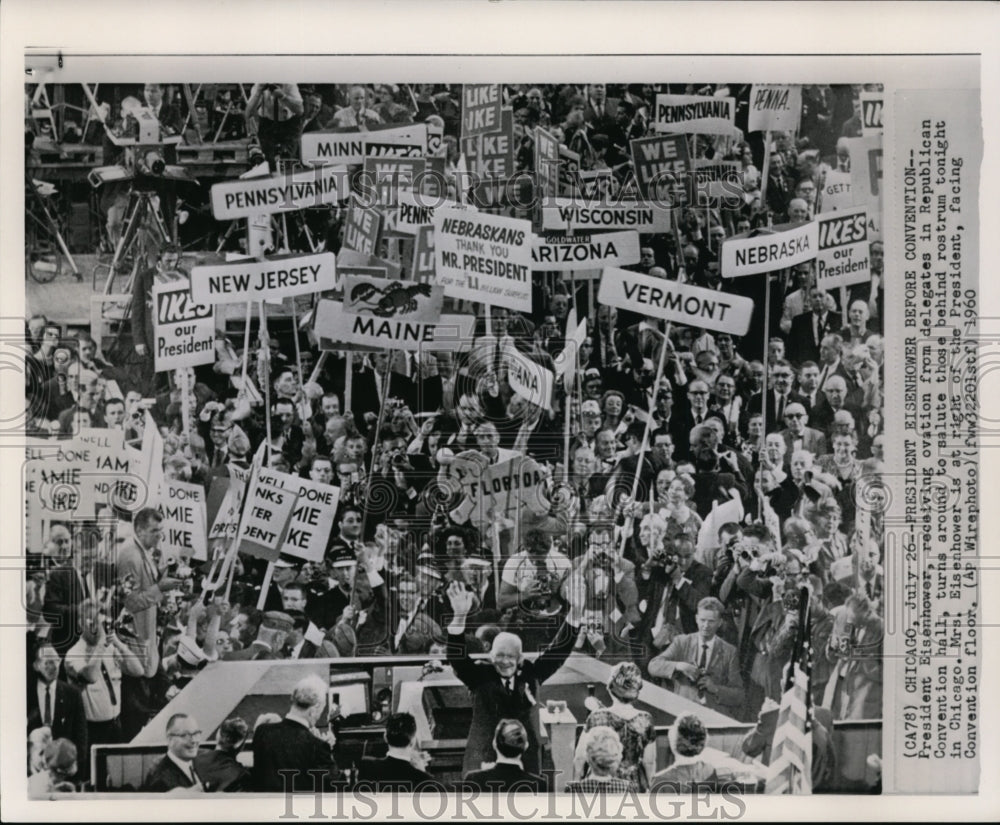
[765,586,814,794]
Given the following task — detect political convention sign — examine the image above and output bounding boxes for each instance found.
[162,480,208,562]
[343,274,444,323]
[268,472,340,563]
[821,170,854,211]
[432,207,533,312]
[720,221,818,278]
[860,92,883,135]
[411,225,435,282]
[210,165,348,220]
[653,94,736,134]
[541,198,672,234]
[342,197,383,255]
[236,470,298,561]
[630,133,691,201]
[477,108,515,178]
[190,252,337,304]
[392,190,472,235]
[314,299,476,353]
[747,84,803,133]
[507,348,555,410]
[692,159,744,200]
[535,126,560,201]
[449,455,552,526]
[301,124,429,166]
[815,206,872,289]
[208,475,246,542]
[847,135,883,240]
[598,267,754,336]
[531,230,641,272]
[462,84,503,138]
[152,277,215,373]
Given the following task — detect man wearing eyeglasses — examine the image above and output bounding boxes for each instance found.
[778,402,827,469]
[142,712,205,792]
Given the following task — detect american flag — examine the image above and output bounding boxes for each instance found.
[765,586,814,794]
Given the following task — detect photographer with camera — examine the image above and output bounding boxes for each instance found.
[636,536,712,668]
[648,596,743,719]
[822,590,883,721]
[64,599,145,748]
[245,83,303,169]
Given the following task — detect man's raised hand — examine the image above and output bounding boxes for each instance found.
[447,581,473,617]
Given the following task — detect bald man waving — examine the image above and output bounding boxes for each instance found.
[446,581,582,779]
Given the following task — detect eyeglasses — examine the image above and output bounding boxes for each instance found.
[689,390,709,396]
[169,731,203,740]
[786,413,806,419]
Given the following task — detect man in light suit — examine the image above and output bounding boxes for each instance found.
[778,402,827,469]
[648,597,744,720]
[116,508,186,678]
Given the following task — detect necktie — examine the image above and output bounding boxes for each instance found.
[79,570,90,600]
[43,684,52,726]
[101,662,118,706]
[699,643,708,670]
[506,678,515,694]
[494,338,502,374]
[775,394,785,422]
[272,90,279,122]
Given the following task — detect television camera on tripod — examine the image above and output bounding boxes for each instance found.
[89,98,199,293]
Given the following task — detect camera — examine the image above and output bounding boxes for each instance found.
[247,137,266,167]
[391,451,411,470]
[782,588,801,613]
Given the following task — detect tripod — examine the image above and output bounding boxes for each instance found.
[25,172,82,283]
[100,187,172,294]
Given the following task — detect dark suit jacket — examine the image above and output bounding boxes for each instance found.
[350,369,415,421]
[27,678,89,761]
[142,754,199,792]
[636,562,713,658]
[42,561,116,654]
[251,717,342,792]
[193,748,250,792]
[463,761,545,792]
[787,311,842,366]
[447,621,577,776]
[356,755,432,791]
[743,390,809,436]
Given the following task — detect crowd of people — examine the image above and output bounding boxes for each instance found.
[24,81,884,795]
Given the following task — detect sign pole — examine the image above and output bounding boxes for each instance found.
[179,367,193,441]
[759,130,772,209]
[359,368,393,541]
[617,323,671,558]
[256,560,275,610]
[759,273,772,520]
[344,352,354,415]
[258,301,273,461]
[239,301,253,394]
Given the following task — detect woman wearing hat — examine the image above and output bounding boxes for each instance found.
[572,662,656,790]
